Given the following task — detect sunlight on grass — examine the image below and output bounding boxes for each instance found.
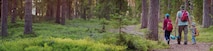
[0,19,169,51]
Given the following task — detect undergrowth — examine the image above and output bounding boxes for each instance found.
[0,19,168,51]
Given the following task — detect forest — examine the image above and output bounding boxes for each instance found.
[0,0,213,51]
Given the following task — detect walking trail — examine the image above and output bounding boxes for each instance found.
[120,25,212,51]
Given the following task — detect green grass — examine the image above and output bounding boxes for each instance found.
[197,26,213,42]
[196,26,213,51]
[0,19,168,51]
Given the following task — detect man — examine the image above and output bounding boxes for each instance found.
[175,5,192,45]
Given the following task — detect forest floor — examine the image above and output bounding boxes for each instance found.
[121,25,212,51]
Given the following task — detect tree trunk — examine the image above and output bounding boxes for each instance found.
[61,0,67,25]
[141,0,148,29]
[202,0,211,28]
[67,0,72,19]
[211,0,213,25]
[0,0,1,21]
[55,0,61,24]
[46,0,53,20]
[75,0,80,18]
[11,0,17,23]
[148,0,159,41]
[24,0,33,34]
[8,0,12,17]
[167,0,171,13]
[88,0,92,19]
[19,0,24,20]
[1,0,8,36]
[185,0,189,10]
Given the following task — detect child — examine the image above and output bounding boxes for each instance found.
[163,13,173,44]
[191,22,197,45]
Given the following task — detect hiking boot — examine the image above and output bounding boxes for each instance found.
[184,42,187,45]
[167,40,170,45]
[177,42,180,45]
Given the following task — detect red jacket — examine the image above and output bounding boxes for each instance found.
[163,18,171,30]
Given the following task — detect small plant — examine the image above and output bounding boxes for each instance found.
[210,46,213,51]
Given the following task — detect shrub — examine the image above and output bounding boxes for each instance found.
[99,33,168,51]
[0,37,126,51]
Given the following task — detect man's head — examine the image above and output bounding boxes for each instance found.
[180,5,185,10]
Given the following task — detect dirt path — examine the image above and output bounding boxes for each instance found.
[120,25,212,51]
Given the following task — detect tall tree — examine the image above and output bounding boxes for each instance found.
[11,0,17,23]
[74,0,80,19]
[55,0,61,24]
[202,0,211,28]
[141,0,148,29]
[45,0,54,20]
[61,0,67,25]
[1,0,8,36]
[185,0,189,10]
[148,0,159,41]
[88,0,93,19]
[0,0,1,20]
[211,0,213,25]
[24,0,33,34]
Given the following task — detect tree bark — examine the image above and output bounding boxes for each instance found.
[75,0,80,18]
[20,0,24,20]
[1,0,8,36]
[67,0,72,19]
[202,0,211,28]
[88,0,93,19]
[148,0,159,41]
[0,0,1,21]
[24,0,33,34]
[61,0,67,25]
[55,0,61,24]
[141,0,148,29]
[185,0,189,10]
[46,0,54,20]
[11,0,17,23]
[211,0,213,25]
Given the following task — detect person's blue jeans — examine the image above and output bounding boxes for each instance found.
[192,34,196,44]
[165,30,171,41]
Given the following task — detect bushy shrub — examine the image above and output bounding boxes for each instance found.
[0,37,126,51]
[99,33,168,51]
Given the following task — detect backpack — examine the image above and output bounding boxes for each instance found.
[166,21,173,31]
[195,28,199,36]
[181,10,188,22]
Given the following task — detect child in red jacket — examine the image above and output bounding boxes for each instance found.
[163,13,173,44]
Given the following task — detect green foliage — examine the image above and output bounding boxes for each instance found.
[197,26,213,42]
[0,37,125,51]
[211,46,213,51]
[99,33,168,51]
[94,0,129,19]
[192,0,203,24]
[109,13,139,28]
[1,19,168,51]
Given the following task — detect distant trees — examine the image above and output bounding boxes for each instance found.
[11,0,17,23]
[55,0,61,24]
[61,0,67,25]
[1,0,8,36]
